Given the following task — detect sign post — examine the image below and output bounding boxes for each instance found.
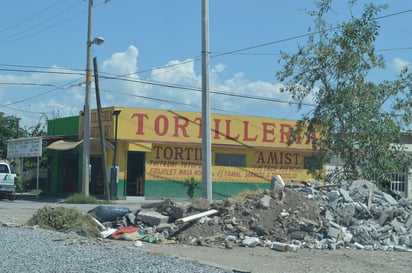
[7,137,42,198]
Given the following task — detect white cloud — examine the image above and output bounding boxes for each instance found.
[100,45,150,107]
[1,44,312,127]
[392,58,410,73]
[102,45,139,75]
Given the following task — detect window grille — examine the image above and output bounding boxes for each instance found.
[215,153,246,167]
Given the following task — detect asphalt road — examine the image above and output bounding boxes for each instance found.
[0,194,147,225]
[1,194,412,273]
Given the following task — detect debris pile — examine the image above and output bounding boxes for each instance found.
[88,178,412,252]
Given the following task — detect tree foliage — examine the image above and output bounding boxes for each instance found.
[276,0,412,188]
[0,112,48,170]
[0,112,21,159]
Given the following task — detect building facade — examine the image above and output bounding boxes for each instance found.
[47,106,321,200]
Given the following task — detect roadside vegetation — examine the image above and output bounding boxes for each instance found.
[64,193,111,204]
[27,206,100,237]
[276,0,412,189]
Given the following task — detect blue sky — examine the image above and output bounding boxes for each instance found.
[0,0,411,128]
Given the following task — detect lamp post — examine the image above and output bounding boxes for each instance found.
[110,109,121,200]
[82,0,104,196]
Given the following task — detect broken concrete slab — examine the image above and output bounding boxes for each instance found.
[189,198,211,211]
[270,175,285,191]
[257,194,271,209]
[137,209,169,226]
[339,188,353,202]
[382,192,399,206]
[242,236,260,247]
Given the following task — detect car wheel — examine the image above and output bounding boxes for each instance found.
[7,193,16,201]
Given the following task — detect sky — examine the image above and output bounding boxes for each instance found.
[0,0,411,129]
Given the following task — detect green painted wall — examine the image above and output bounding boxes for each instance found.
[47,116,80,195]
[117,179,126,199]
[144,180,270,200]
[47,116,79,136]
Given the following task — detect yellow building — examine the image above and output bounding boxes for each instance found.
[48,106,321,199]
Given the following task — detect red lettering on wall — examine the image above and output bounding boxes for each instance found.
[154,146,162,159]
[225,120,240,141]
[152,145,203,161]
[194,117,202,138]
[280,124,293,144]
[173,116,190,137]
[129,111,316,146]
[213,118,221,139]
[155,115,168,136]
[256,151,265,164]
[306,131,317,145]
[174,146,183,159]
[262,122,276,142]
[255,151,300,165]
[131,113,149,135]
[243,121,258,141]
[163,146,173,159]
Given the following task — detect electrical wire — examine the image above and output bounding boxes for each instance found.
[0,1,85,45]
[1,5,411,117]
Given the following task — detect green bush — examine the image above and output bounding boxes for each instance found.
[183,177,200,199]
[27,206,100,237]
[64,193,110,204]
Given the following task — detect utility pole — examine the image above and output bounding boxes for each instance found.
[82,0,94,196]
[93,57,110,201]
[201,0,212,202]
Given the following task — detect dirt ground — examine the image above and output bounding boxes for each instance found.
[0,196,411,273]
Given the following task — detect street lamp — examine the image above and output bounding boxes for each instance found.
[110,109,121,200]
[82,0,104,196]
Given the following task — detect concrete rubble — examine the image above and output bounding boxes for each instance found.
[88,178,412,252]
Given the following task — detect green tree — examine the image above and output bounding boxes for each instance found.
[0,112,21,159]
[22,115,49,171]
[276,0,412,188]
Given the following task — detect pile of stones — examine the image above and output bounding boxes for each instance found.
[90,179,412,252]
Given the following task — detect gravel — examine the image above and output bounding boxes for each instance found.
[0,225,232,273]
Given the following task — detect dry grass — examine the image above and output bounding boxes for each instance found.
[27,206,100,237]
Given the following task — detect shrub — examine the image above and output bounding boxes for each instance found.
[27,206,100,237]
[183,177,200,199]
[64,193,109,204]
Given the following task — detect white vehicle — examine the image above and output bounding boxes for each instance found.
[0,161,16,201]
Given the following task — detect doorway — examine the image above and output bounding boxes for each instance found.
[63,152,78,193]
[90,156,104,196]
[126,152,145,196]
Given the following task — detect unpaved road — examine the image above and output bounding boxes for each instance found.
[0,195,411,273]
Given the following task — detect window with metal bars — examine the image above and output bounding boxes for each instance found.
[215,152,246,167]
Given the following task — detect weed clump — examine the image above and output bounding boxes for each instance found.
[27,206,100,237]
[64,193,106,204]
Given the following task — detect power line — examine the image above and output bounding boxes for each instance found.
[1,6,411,116]
[0,1,85,45]
[0,0,62,35]
[98,73,315,106]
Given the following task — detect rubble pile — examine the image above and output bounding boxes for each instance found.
[88,179,412,252]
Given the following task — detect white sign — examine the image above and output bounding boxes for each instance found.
[7,137,42,158]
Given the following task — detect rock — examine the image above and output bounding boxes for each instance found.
[251,224,268,236]
[382,192,399,206]
[335,203,355,226]
[257,194,271,209]
[378,211,393,226]
[328,190,341,203]
[339,188,353,202]
[190,198,211,211]
[137,209,169,226]
[270,175,285,191]
[242,237,260,247]
[327,226,342,240]
[225,239,235,249]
